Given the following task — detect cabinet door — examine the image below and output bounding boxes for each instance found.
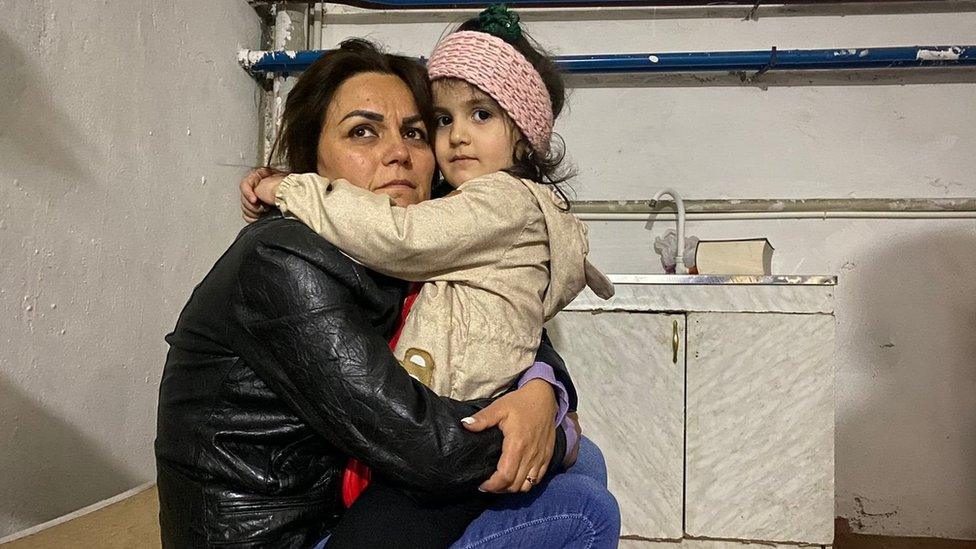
[685,312,834,544]
[546,311,685,540]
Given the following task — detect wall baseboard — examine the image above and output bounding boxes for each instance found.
[836,518,976,549]
[0,484,159,548]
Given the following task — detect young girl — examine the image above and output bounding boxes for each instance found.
[250,7,613,405]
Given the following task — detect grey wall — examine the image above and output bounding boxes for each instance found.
[0,0,261,537]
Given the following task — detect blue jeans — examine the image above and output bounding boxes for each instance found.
[314,437,620,548]
[449,437,619,548]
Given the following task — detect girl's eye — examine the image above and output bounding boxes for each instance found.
[435,115,452,128]
[350,125,377,138]
[404,127,427,141]
[473,109,492,122]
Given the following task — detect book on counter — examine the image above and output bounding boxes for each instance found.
[694,238,774,275]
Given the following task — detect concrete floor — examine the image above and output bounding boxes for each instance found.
[2,490,974,548]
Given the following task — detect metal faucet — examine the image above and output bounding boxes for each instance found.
[650,188,687,274]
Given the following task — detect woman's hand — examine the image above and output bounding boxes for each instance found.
[460,378,557,493]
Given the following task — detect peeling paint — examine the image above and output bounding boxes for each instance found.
[928,177,963,193]
[916,46,963,61]
[237,48,265,70]
[275,10,293,50]
[851,496,899,530]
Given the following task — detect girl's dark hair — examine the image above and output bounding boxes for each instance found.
[455,16,576,203]
[269,38,435,174]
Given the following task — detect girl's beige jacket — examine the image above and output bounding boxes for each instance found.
[276,171,613,399]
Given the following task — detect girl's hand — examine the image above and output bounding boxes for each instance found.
[461,379,558,493]
[254,173,286,207]
[240,167,275,222]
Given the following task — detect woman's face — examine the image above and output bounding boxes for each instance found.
[316,72,435,207]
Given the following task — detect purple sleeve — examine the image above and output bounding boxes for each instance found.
[560,414,579,463]
[517,361,570,425]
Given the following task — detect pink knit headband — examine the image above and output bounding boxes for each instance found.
[427,31,554,154]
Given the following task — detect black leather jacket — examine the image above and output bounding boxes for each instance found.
[155,215,574,548]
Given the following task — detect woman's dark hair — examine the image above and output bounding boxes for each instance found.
[455,15,576,201]
[268,38,435,173]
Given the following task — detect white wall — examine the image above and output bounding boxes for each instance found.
[0,0,261,537]
[319,5,976,538]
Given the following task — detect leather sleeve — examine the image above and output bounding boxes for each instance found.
[234,227,565,495]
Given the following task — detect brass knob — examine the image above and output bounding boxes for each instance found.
[672,319,679,364]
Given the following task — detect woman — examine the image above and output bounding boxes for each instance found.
[157,38,618,548]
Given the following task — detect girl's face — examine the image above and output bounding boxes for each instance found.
[316,72,435,206]
[433,79,522,187]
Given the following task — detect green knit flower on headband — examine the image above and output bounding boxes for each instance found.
[478,4,522,43]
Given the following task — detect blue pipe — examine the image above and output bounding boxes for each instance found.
[243,45,974,76]
[560,46,974,72]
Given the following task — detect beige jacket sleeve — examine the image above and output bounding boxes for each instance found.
[275,172,532,282]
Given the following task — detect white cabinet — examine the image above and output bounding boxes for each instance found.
[685,312,834,544]
[547,312,685,539]
[546,278,835,547]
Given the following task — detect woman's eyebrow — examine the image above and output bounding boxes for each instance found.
[402,114,424,126]
[340,110,383,122]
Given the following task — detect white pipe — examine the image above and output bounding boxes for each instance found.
[576,211,976,221]
[651,188,687,274]
[320,4,756,19]
[312,3,323,50]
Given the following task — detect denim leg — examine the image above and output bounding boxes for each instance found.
[314,439,620,549]
[568,437,609,487]
[449,437,620,549]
